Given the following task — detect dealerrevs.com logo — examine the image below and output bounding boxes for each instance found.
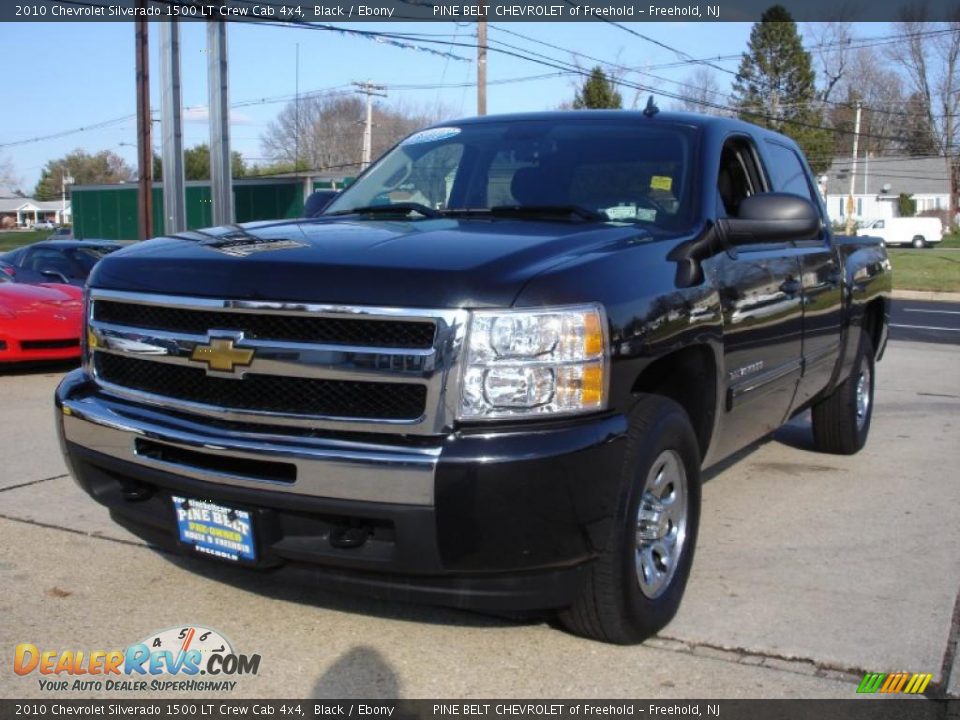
[13,625,261,693]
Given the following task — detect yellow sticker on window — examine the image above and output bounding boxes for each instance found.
[650,176,673,192]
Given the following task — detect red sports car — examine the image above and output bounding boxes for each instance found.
[0,278,83,363]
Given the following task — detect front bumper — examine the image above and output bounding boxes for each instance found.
[56,370,628,611]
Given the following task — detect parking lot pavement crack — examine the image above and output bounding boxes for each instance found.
[651,635,873,688]
[653,631,960,699]
[0,512,159,551]
[0,473,68,494]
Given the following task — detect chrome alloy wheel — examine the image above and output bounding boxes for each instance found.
[856,364,872,431]
[635,449,688,599]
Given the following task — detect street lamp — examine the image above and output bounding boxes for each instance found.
[61,169,74,226]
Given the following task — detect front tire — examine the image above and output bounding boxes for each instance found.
[557,395,701,644]
[811,332,875,455]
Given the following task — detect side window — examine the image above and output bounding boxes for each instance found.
[717,137,766,218]
[21,248,41,269]
[763,141,818,204]
[26,249,73,276]
[875,220,885,229]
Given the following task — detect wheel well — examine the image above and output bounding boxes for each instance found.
[861,298,885,358]
[631,345,716,460]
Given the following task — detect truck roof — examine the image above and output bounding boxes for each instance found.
[436,109,800,150]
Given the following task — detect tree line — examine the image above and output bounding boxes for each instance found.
[23,145,250,202]
[573,7,957,178]
[563,7,957,220]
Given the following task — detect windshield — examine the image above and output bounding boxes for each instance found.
[324,118,698,230]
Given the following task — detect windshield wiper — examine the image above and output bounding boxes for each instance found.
[488,205,605,222]
[326,202,441,219]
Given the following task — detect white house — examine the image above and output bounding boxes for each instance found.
[822,155,951,224]
[0,197,71,229]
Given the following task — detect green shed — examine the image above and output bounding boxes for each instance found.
[71,177,342,241]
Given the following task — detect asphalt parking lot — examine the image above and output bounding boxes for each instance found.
[889,300,960,345]
[1,337,958,700]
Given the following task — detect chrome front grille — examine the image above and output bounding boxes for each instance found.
[93,300,437,348]
[86,289,468,435]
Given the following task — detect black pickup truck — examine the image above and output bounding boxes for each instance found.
[56,110,891,644]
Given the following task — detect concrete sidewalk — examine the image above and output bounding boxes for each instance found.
[892,290,960,303]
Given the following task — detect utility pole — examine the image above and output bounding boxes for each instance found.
[207,12,234,227]
[845,101,862,237]
[134,8,153,240]
[477,18,487,116]
[295,42,300,178]
[159,21,186,235]
[354,81,387,171]
[61,168,74,225]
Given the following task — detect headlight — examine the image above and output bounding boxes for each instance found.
[459,304,608,420]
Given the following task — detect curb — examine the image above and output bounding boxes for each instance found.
[892,290,960,303]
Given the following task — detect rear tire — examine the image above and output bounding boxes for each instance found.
[811,332,875,455]
[557,395,701,644]
[912,236,926,249]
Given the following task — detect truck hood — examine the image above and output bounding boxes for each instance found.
[90,217,648,307]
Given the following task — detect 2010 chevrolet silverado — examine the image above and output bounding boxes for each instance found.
[56,110,891,644]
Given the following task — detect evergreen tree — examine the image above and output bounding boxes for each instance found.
[731,5,832,172]
[573,67,622,110]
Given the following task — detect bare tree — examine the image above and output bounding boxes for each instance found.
[0,154,19,195]
[807,21,854,104]
[827,46,910,158]
[260,93,450,175]
[671,67,725,114]
[887,17,960,221]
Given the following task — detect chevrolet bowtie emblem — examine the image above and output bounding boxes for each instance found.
[190,338,255,374]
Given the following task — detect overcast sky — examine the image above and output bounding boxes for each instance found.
[0,20,893,192]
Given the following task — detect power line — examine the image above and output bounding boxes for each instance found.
[489,23,960,120]
[0,113,137,150]
[568,5,736,77]
[12,1,959,154]
[637,27,958,72]
[487,28,732,104]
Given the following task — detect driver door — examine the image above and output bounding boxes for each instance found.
[712,136,804,459]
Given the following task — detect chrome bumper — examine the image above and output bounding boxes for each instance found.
[56,371,440,506]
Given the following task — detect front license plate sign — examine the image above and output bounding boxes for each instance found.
[172,496,256,562]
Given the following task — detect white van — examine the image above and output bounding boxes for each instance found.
[858,217,944,248]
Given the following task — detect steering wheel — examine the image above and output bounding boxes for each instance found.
[636,193,668,216]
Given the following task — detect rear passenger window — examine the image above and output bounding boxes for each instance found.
[764,142,817,204]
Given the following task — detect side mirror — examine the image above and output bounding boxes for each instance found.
[719,193,821,245]
[40,269,71,284]
[304,190,340,217]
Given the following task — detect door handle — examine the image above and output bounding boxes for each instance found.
[779,278,802,296]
